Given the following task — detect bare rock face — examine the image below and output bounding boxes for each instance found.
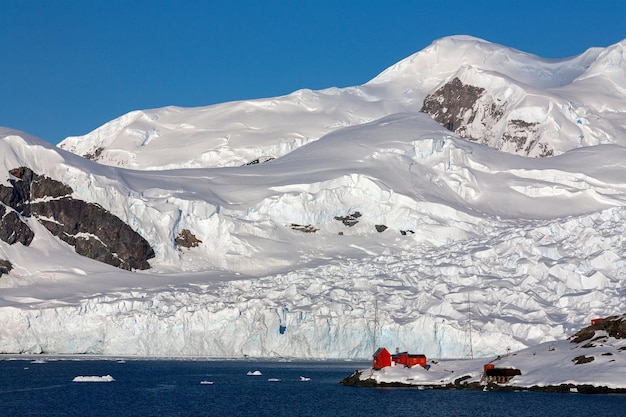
[0,209,34,246]
[421,77,490,134]
[334,211,362,227]
[421,77,553,157]
[0,167,155,270]
[33,198,154,270]
[175,229,202,249]
[0,258,12,277]
[570,315,626,344]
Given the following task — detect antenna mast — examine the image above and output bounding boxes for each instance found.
[463,292,474,359]
[373,299,379,348]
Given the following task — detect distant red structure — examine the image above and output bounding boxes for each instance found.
[591,318,603,325]
[482,364,521,384]
[372,347,392,370]
[392,352,427,368]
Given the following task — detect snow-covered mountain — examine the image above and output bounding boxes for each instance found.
[1,36,626,359]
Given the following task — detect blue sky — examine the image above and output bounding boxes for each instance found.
[1,0,625,145]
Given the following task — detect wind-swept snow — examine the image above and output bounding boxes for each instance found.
[1,36,626,360]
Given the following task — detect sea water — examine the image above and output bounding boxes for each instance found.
[1,357,625,417]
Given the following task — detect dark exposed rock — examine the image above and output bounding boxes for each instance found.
[570,315,626,343]
[290,224,319,233]
[400,230,415,235]
[0,210,34,246]
[334,211,362,227]
[175,229,202,249]
[421,77,488,134]
[1,168,34,216]
[243,156,275,166]
[33,198,154,270]
[572,355,595,365]
[0,258,13,276]
[421,77,553,157]
[375,224,388,233]
[0,167,155,270]
[84,147,104,161]
[31,174,73,200]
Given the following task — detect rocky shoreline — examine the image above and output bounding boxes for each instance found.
[339,370,626,394]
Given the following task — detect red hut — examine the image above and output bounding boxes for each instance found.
[591,318,603,325]
[372,347,392,370]
[392,352,427,368]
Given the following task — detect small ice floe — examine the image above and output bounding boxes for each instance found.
[247,370,263,376]
[267,378,281,382]
[200,381,214,385]
[299,376,311,382]
[72,375,115,383]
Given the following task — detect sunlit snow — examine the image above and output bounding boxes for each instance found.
[1,36,626,360]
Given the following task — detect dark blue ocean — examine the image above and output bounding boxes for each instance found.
[1,357,625,417]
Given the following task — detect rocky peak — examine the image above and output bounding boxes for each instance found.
[421,77,554,157]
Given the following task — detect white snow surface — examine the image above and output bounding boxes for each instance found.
[1,36,626,362]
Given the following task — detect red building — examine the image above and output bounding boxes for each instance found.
[392,352,427,368]
[372,347,392,370]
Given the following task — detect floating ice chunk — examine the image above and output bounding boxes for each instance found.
[72,375,115,382]
[247,370,262,376]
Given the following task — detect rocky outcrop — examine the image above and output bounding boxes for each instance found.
[289,224,319,233]
[334,211,362,227]
[83,147,104,161]
[0,258,12,277]
[0,209,34,246]
[570,315,626,343]
[0,167,155,270]
[421,77,554,157]
[421,77,491,134]
[375,224,387,233]
[33,198,154,270]
[243,156,275,166]
[175,229,202,249]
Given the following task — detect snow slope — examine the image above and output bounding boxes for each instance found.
[1,36,626,359]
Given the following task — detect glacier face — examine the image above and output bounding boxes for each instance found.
[2,36,626,359]
[2,205,625,358]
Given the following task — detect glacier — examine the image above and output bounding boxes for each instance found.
[1,36,626,359]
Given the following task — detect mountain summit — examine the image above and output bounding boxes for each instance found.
[1,36,626,358]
